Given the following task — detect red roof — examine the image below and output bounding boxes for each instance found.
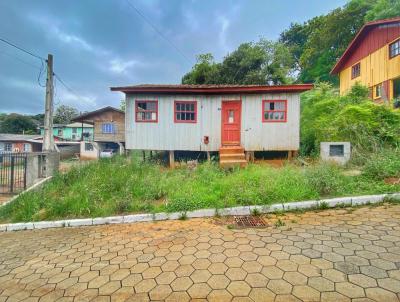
[110,84,313,94]
[331,16,400,75]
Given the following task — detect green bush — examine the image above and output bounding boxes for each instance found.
[305,162,343,195]
[362,149,400,180]
[300,83,400,156]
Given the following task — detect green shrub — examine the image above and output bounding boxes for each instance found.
[300,83,400,156]
[362,149,400,180]
[305,162,343,195]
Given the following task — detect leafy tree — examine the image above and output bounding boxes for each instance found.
[182,40,294,85]
[120,99,126,112]
[182,54,221,84]
[280,0,377,84]
[0,114,38,134]
[365,0,400,21]
[53,105,79,124]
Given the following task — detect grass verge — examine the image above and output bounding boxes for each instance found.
[0,154,399,223]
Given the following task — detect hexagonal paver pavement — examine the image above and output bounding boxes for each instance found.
[0,203,400,301]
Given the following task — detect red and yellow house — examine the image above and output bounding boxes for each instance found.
[331,17,400,104]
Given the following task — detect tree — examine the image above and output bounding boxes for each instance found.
[0,114,38,134]
[182,40,294,85]
[53,105,79,124]
[280,0,377,84]
[182,54,221,84]
[365,0,400,21]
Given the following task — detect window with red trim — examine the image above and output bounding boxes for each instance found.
[174,101,197,123]
[262,100,287,122]
[136,100,158,122]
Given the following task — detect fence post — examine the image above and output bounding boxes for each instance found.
[23,154,27,190]
[10,155,15,193]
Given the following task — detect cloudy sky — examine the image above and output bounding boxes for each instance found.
[0,0,346,114]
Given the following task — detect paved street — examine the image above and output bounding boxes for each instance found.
[0,204,399,301]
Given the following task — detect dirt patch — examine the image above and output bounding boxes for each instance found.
[384,177,400,185]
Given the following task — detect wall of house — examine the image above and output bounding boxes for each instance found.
[339,37,400,101]
[40,127,93,141]
[92,111,125,142]
[125,93,300,152]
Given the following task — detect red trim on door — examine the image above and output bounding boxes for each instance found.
[135,100,158,123]
[221,100,242,146]
[174,101,197,123]
[262,100,287,123]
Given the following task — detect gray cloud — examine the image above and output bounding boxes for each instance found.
[0,0,346,114]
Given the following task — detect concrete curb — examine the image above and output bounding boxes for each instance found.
[0,177,53,208]
[1,192,399,232]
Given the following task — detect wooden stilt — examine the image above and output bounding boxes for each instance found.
[206,151,211,161]
[150,151,153,159]
[142,150,146,161]
[169,150,175,168]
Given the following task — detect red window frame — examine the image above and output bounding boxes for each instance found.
[135,100,158,123]
[174,101,197,123]
[262,100,287,123]
[351,62,361,79]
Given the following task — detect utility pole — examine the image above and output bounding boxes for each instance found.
[43,54,55,151]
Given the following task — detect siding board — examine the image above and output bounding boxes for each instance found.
[126,93,300,151]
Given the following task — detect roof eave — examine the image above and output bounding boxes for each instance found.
[110,84,314,94]
[330,16,400,75]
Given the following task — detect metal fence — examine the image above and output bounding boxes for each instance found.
[0,152,27,194]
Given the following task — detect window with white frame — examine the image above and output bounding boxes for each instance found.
[102,123,115,134]
[351,62,361,79]
[375,83,382,98]
[5,143,12,151]
[389,39,400,59]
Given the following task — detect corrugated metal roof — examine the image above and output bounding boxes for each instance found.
[110,84,313,94]
[331,16,400,74]
[0,134,42,142]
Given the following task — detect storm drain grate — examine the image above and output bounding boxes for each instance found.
[234,215,267,228]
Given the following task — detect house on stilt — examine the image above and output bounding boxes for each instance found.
[111,84,313,167]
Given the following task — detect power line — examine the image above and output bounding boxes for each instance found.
[0,49,42,69]
[0,37,46,61]
[125,0,192,65]
[54,72,86,103]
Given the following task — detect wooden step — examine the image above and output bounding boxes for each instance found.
[220,159,248,168]
[220,153,246,160]
[219,146,244,154]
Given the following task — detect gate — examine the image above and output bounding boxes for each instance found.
[0,152,27,194]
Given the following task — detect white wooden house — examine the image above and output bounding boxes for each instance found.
[111,84,313,167]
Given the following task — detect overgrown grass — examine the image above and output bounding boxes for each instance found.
[0,153,399,223]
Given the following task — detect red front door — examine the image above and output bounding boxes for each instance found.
[221,101,241,145]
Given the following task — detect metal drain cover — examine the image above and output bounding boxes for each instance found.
[234,215,267,228]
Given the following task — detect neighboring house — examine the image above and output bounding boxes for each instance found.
[72,107,125,159]
[0,134,80,159]
[0,134,42,152]
[110,84,313,167]
[331,17,400,104]
[39,122,93,141]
